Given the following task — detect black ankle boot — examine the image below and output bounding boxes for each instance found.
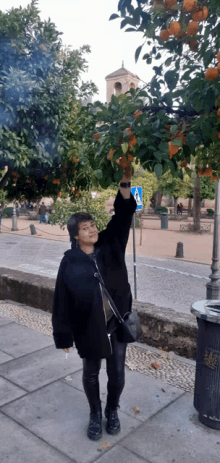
[87,404,102,441]
[105,404,120,435]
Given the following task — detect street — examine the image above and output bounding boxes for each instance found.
[0,234,210,315]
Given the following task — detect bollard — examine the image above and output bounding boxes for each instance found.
[175,242,184,258]
[11,204,18,231]
[30,224,37,235]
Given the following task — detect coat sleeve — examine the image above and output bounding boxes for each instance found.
[52,261,74,349]
[98,189,137,253]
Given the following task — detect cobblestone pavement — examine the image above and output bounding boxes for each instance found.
[0,234,210,314]
[0,300,196,394]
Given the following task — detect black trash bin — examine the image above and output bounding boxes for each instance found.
[160,212,168,229]
[191,300,220,429]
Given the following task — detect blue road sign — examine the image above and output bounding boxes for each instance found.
[131,186,143,210]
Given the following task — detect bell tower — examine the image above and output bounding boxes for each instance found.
[105,62,139,103]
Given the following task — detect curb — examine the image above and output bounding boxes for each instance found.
[0,267,197,360]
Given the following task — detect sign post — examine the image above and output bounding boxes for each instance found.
[131,186,143,300]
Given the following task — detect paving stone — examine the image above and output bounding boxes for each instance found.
[0,376,27,406]
[1,380,141,463]
[0,349,14,364]
[0,412,73,463]
[62,365,183,422]
[95,444,148,463]
[0,316,13,325]
[0,345,82,392]
[122,392,220,463]
[0,322,53,357]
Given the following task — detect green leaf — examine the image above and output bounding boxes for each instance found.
[109,14,119,20]
[154,163,162,178]
[170,125,178,135]
[122,143,129,154]
[94,169,103,179]
[164,70,179,91]
[135,44,144,63]
[171,138,182,147]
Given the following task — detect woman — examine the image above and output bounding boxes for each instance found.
[52,167,136,441]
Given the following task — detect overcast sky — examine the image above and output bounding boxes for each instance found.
[1,0,154,102]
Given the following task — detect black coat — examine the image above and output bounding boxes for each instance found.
[52,190,137,359]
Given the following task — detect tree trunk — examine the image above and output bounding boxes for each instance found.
[152,190,162,208]
[173,197,178,217]
[188,198,193,217]
[193,174,201,231]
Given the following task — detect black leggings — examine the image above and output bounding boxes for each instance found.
[82,332,127,412]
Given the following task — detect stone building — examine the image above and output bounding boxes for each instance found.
[105,62,139,103]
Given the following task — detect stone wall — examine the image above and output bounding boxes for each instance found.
[0,267,197,359]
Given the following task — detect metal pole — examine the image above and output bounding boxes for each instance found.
[206,181,220,299]
[132,212,137,299]
[11,202,18,231]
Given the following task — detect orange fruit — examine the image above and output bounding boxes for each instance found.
[108,149,116,161]
[192,10,204,22]
[180,161,188,167]
[120,154,129,168]
[125,127,133,136]
[189,39,198,51]
[58,191,62,197]
[183,0,195,12]
[71,186,75,191]
[197,168,205,176]
[203,6,208,20]
[134,110,143,119]
[186,21,199,36]
[73,157,79,162]
[169,22,181,36]
[205,68,218,81]
[204,167,213,176]
[168,142,179,159]
[217,52,220,63]
[93,133,99,141]
[217,109,220,116]
[164,0,176,8]
[127,153,134,161]
[160,29,170,41]
[211,175,217,181]
[129,135,137,146]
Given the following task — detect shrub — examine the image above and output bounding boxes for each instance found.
[207,208,214,215]
[3,206,19,217]
[50,190,114,231]
[155,206,168,214]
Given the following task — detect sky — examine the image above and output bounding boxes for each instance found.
[1,0,154,102]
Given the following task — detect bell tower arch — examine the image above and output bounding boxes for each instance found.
[105,62,139,103]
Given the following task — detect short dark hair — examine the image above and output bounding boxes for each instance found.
[67,212,94,242]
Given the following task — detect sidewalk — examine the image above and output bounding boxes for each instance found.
[0,301,219,463]
[0,216,216,264]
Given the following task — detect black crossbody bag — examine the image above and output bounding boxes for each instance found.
[94,271,142,344]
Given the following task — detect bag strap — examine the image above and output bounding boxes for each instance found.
[87,252,124,324]
[94,272,124,324]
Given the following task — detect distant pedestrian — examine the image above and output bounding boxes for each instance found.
[52,166,138,441]
[177,204,181,215]
[39,202,47,223]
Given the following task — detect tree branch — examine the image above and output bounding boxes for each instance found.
[0,166,12,189]
[140,105,208,118]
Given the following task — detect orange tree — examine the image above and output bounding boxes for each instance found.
[80,0,220,192]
